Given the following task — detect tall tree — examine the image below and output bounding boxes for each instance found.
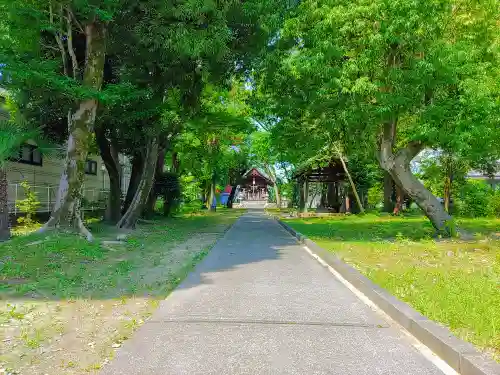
[257,0,500,234]
[1,1,113,239]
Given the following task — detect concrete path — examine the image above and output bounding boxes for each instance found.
[102,211,448,375]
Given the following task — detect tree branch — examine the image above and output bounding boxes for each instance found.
[394,140,424,166]
[51,3,68,76]
[49,1,54,24]
[41,42,60,52]
[68,8,85,34]
[378,119,396,169]
[54,33,68,76]
[67,7,79,79]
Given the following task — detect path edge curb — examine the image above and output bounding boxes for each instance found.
[273,216,500,375]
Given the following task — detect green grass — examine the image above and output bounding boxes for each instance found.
[0,209,245,374]
[1,210,242,299]
[285,214,500,361]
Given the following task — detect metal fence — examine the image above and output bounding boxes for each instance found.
[8,183,110,214]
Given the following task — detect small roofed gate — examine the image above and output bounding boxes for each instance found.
[240,168,272,201]
[294,160,352,213]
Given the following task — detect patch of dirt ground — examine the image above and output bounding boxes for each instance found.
[0,234,220,375]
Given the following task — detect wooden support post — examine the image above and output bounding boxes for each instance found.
[333,182,340,212]
[320,183,327,208]
[299,179,305,213]
[304,179,309,213]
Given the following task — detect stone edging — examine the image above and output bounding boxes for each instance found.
[274,217,500,375]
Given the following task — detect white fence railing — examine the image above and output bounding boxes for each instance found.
[8,183,110,214]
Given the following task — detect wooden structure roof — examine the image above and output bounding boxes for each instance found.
[293,159,346,183]
[241,167,273,185]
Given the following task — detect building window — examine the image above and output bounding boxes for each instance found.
[13,144,43,166]
[85,160,98,175]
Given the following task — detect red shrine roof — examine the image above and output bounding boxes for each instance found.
[242,168,273,184]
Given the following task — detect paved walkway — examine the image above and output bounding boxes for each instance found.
[102,211,448,375]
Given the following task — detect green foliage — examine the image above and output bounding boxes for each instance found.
[16,181,40,227]
[493,191,500,217]
[154,172,181,216]
[367,183,383,209]
[0,94,37,167]
[173,82,253,199]
[280,181,295,205]
[455,180,497,217]
[417,152,469,198]
[249,131,276,174]
[180,175,201,203]
[255,0,500,225]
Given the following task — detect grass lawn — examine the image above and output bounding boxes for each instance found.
[284,214,500,361]
[0,209,244,375]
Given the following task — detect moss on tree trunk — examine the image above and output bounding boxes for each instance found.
[40,22,106,240]
[0,168,10,241]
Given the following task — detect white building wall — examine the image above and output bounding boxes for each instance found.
[7,144,131,213]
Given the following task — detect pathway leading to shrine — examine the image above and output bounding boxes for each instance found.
[101,211,454,375]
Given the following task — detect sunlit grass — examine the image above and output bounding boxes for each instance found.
[0,209,245,374]
[285,214,500,361]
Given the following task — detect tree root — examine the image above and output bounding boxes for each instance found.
[38,217,57,234]
[38,216,93,241]
[76,216,93,242]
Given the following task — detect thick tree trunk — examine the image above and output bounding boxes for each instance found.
[40,22,106,240]
[273,183,281,208]
[172,152,180,174]
[40,101,97,240]
[383,172,394,212]
[393,184,404,215]
[144,191,156,218]
[208,173,216,212]
[443,175,452,213]
[226,186,236,208]
[379,123,453,234]
[123,153,143,214]
[201,181,211,209]
[0,169,10,241]
[117,138,159,229]
[201,190,207,209]
[106,169,122,223]
[443,155,453,213]
[95,126,121,224]
[144,148,166,218]
[382,116,397,212]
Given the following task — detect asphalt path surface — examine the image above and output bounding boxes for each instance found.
[101,211,448,375]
